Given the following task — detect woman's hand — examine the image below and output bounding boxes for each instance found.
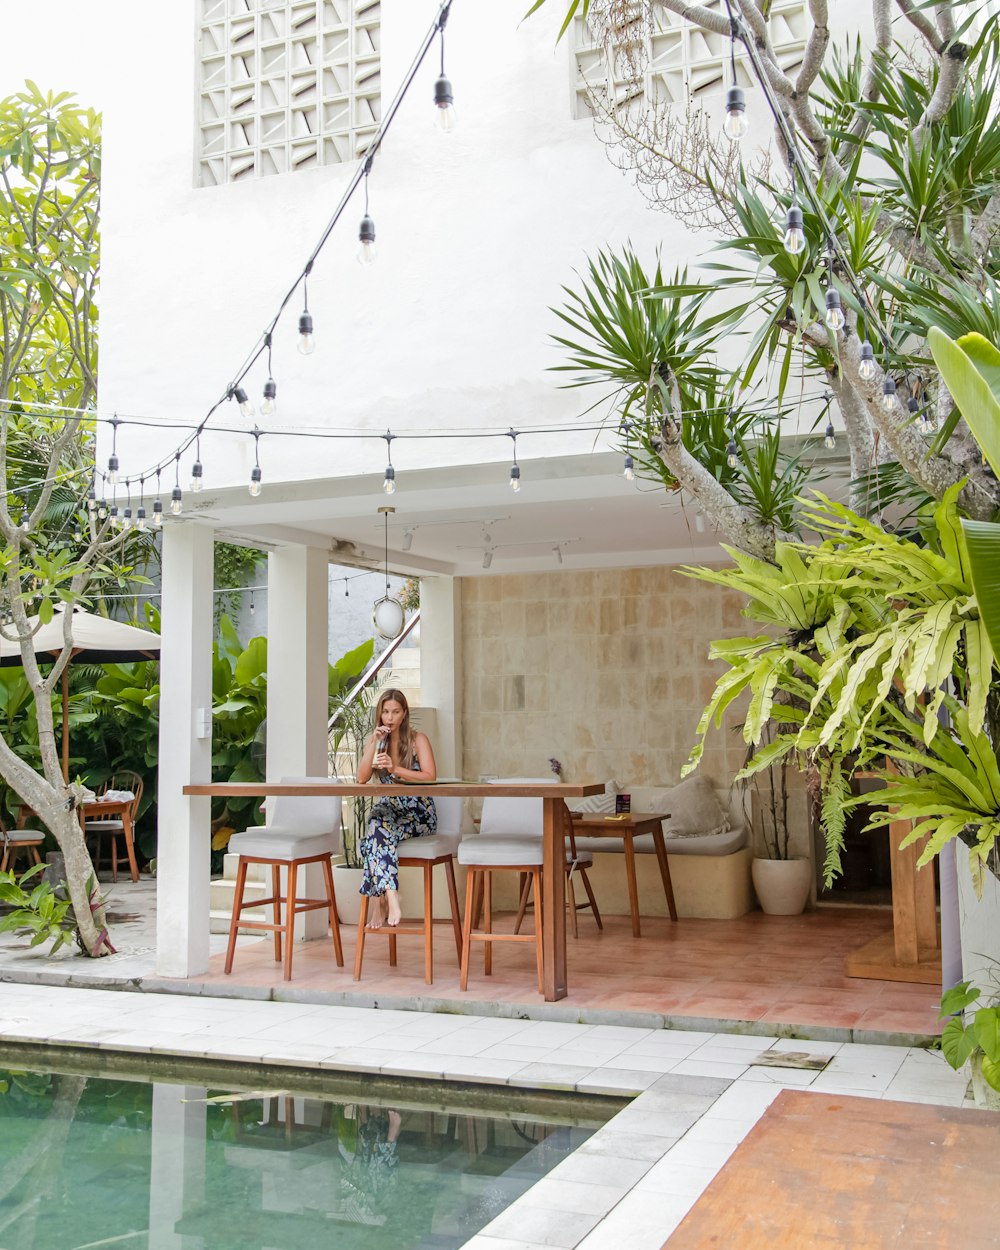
[374,749,393,771]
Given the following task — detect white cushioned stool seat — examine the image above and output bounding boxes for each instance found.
[459,837,544,867]
[398,832,462,861]
[228,830,338,860]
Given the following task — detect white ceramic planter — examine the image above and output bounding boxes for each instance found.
[752,856,812,916]
[333,864,365,925]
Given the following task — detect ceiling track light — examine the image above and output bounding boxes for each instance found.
[402,528,414,552]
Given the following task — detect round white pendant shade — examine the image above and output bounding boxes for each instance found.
[373,595,405,640]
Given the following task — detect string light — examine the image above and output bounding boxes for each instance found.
[152,468,163,528]
[433,4,456,132]
[170,453,183,515]
[357,156,377,266]
[882,376,897,412]
[508,429,520,492]
[858,340,876,382]
[726,437,739,469]
[108,414,121,485]
[190,436,204,492]
[260,334,277,417]
[383,430,396,495]
[782,204,805,256]
[19,506,30,532]
[623,453,635,481]
[824,421,836,450]
[232,386,254,420]
[122,481,132,530]
[824,287,845,332]
[722,4,748,140]
[298,266,315,355]
[250,428,263,497]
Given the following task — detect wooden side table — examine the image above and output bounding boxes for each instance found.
[570,812,677,937]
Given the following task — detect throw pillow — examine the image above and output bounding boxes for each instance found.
[663,775,728,838]
[568,781,618,815]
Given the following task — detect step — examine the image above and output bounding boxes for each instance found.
[210,877,268,912]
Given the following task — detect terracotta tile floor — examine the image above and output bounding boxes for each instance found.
[174,907,943,1041]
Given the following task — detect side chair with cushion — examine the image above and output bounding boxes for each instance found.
[225,778,344,982]
[354,793,465,985]
[478,781,602,938]
[82,770,143,883]
[0,811,44,877]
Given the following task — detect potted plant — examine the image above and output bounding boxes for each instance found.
[939,978,1000,1110]
[746,728,812,916]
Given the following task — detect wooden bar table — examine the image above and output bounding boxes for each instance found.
[182,780,603,1001]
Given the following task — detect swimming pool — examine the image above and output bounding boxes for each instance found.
[0,1050,614,1250]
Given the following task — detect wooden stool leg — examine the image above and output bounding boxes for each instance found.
[567,867,579,939]
[473,873,484,929]
[111,835,119,884]
[225,858,249,974]
[282,862,298,981]
[321,855,344,967]
[580,868,603,930]
[389,928,398,967]
[483,870,493,977]
[514,873,531,935]
[423,862,434,985]
[532,868,544,995]
[445,858,462,960]
[354,895,369,981]
[459,870,476,991]
[29,846,42,867]
[271,864,282,962]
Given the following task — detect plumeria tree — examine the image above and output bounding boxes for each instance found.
[0,85,136,956]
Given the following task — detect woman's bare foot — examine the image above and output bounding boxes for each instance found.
[368,895,386,929]
[386,890,402,927]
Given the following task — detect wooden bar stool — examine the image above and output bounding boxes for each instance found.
[457,836,545,994]
[354,795,465,985]
[224,784,344,982]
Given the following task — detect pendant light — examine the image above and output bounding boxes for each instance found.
[372,505,406,640]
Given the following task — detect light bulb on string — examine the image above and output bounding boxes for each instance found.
[261,377,277,417]
[726,438,739,469]
[824,287,845,332]
[433,8,456,132]
[110,503,120,527]
[249,428,263,497]
[382,430,396,495]
[152,499,163,527]
[508,429,521,493]
[344,580,350,598]
[298,266,315,354]
[824,421,836,450]
[723,86,747,140]
[910,396,935,435]
[357,156,377,265]
[782,203,805,255]
[882,376,897,412]
[170,487,183,516]
[86,486,96,513]
[107,453,119,485]
[98,497,107,520]
[121,507,132,531]
[136,505,146,531]
[858,340,876,382]
[232,385,254,419]
[19,506,30,532]
[190,453,204,493]
[623,453,635,482]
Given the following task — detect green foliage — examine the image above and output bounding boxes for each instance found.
[0,862,75,952]
[939,980,1000,1092]
[213,542,265,625]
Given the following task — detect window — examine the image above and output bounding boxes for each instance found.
[571,1,807,121]
[198,0,381,186]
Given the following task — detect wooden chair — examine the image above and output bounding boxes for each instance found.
[225,780,344,982]
[354,795,464,985]
[513,802,603,938]
[82,770,143,882]
[0,810,44,877]
[457,835,545,994]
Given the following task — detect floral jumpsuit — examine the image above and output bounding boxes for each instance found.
[359,756,437,896]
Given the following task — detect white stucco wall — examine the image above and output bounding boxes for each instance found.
[92,0,874,493]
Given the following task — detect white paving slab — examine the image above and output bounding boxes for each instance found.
[0,982,981,1250]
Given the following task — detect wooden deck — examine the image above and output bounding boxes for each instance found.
[665,1089,1000,1249]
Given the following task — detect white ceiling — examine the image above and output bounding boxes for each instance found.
[182,447,847,577]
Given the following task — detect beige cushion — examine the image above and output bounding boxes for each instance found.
[229,830,337,861]
[458,837,544,867]
[663,775,728,839]
[567,780,618,816]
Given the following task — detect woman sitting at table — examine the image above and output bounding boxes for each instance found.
[357,688,437,928]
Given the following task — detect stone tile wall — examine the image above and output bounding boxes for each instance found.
[460,566,751,794]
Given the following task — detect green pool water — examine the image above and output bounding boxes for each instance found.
[0,1054,606,1250]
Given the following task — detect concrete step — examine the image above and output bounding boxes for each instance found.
[210,877,267,912]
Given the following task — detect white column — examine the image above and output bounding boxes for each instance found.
[419,576,462,778]
[156,524,214,977]
[149,1083,207,1250]
[266,545,330,777]
[266,544,330,938]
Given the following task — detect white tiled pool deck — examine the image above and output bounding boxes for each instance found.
[0,982,974,1250]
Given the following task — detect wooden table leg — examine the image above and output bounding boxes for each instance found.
[623,833,641,938]
[122,811,140,883]
[541,797,567,1000]
[652,829,678,921]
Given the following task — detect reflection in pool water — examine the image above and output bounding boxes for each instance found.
[0,1063,601,1250]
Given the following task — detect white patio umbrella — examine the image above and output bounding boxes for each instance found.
[0,607,161,780]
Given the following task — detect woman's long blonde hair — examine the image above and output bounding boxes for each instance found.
[374,688,414,766]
